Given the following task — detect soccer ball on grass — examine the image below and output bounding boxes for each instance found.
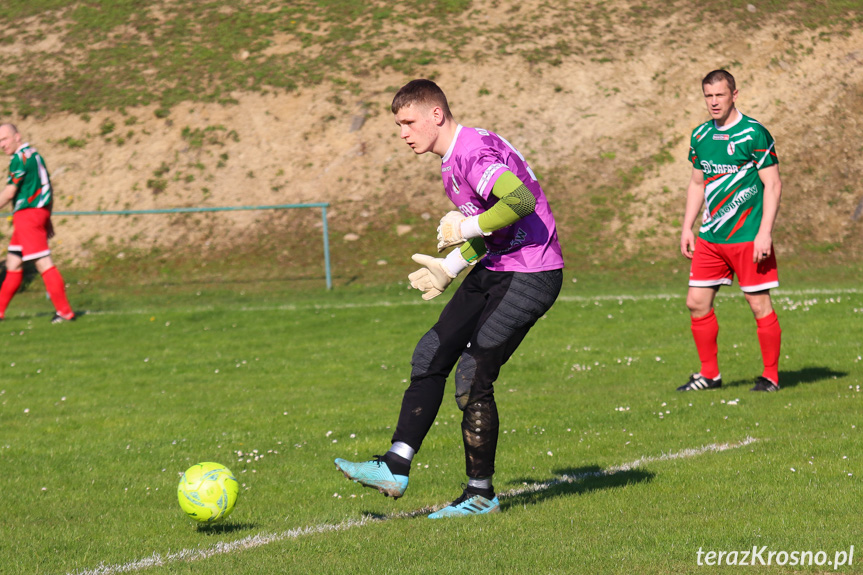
[177,462,239,523]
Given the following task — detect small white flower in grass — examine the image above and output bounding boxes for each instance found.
[350,434,356,439]
[547,451,553,456]
[144,358,149,363]
[326,431,333,437]
[655,357,661,362]
[24,408,29,414]
[41,487,47,491]
[60,396,65,401]
[10,362,14,367]
[215,369,219,373]
[790,468,796,472]
[332,439,338,443]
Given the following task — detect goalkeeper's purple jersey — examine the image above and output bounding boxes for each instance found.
[440,125,564,272]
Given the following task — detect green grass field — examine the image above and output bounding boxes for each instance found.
[2,271,861,574]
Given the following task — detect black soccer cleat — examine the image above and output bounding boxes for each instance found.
[750,376,780,392]
[50,313,76,324]
[677,373,722,391]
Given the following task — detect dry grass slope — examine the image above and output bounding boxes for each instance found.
[0,0,861,275]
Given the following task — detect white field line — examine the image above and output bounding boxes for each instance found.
[70,287,860,317]
[68,437,757,575]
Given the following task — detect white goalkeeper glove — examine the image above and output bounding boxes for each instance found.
[437,210,487,253]
[408,250,469,300]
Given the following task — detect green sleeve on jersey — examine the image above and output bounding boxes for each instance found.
[477,170,536,234]
[459,237,487,264]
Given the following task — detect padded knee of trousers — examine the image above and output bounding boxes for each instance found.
[410,329,440,379]
[454,353,477,411]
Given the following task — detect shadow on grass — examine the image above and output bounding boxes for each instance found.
[502,466,654,511]
[725,366,848,390]
[195,522,257,534]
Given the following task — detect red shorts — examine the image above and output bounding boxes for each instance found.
[9,208,52,262]
[689,238,779,293]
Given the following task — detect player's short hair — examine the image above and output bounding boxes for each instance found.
[0,123,19,134]
[702,70,736,93]
[391,79,452,118]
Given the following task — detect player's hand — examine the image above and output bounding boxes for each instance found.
[753,233,773,263]
[680,229,696,260]
[437,211,467,253]
[408,253,458,300]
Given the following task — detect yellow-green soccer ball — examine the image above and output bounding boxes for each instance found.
[177,462,239,523]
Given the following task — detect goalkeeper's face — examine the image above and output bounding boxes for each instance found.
[394,103,443,156]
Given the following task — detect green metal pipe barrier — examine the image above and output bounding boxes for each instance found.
[53,203,333,290]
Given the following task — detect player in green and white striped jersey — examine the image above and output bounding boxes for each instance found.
[0,124,75,323]
[678,70,782,393]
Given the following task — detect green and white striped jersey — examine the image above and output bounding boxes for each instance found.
[688,111,778,244]
[7,143,53,212]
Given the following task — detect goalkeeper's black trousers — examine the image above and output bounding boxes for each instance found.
[392,265,563,479]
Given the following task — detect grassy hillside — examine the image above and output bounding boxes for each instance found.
[0,0,862,285]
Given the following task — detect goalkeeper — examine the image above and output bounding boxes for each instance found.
[335,79,564,518]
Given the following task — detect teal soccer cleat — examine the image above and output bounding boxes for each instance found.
[334,455,409,499]
[428,488,500,519]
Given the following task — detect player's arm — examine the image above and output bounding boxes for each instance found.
[753,164,781,263]
[459,237,486,264]
[0,183,16,210]
[437,171,536,251]
[680,167,705,260]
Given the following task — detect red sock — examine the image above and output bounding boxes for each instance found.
[756,311,781,385]
[691,308,720,379]
[0,269,23,318]
[41,266,74,319]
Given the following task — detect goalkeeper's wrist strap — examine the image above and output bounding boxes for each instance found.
[459,215,489,239]
[442,248,469,278]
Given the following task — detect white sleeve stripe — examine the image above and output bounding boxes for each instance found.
[477,163,508,198]
[755,141,775,169]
